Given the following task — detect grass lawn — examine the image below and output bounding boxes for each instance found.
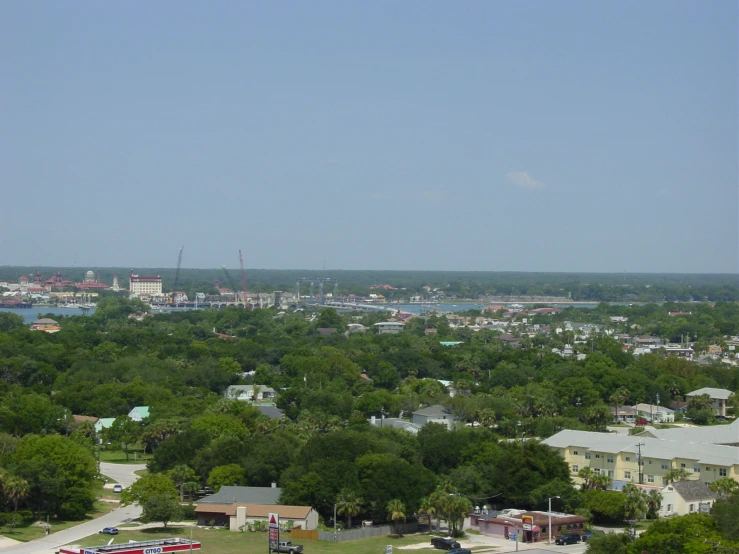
[2,502,119,543]
[67,526,447,554]
[99,447,152,464]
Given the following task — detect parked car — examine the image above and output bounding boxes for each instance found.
[274,541,303,553]
[431,537,461,550]
[715,415,728,421]
[635,418,648,426]
[448,549,472,554]
[100,527,119,535]
[581,532,593,541]
[112,484,123,493]
[555,533,581,545]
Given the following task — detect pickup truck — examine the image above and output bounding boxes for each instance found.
[274,541,303,553]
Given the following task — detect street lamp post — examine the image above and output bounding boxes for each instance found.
[548,495,560,544]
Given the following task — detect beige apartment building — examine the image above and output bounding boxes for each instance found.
[542,429,739,488]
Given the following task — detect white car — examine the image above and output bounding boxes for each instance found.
[112,484,123,493]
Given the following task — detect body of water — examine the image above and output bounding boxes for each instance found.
[0,306,95,323]
[393,302,599,314]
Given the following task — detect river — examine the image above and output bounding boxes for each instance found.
[0,306,96,323]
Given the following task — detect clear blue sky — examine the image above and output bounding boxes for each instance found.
[2,1,737,273]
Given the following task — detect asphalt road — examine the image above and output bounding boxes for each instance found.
[0,463,146,554]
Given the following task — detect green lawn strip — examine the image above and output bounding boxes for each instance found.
[67,526,439,554]
[133,469,149,477]
[2,502,119,543]
[98,447,152,464]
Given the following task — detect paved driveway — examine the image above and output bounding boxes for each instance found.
[0,463,146,554]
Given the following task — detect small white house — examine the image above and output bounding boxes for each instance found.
[412,405,459,429]
[224,385,276,403]
[633,403,675,423]
[660,481,716,517]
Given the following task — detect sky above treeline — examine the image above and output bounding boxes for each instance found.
[2,1,737,274]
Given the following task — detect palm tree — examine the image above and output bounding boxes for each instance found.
[609,388,630,424]
[622,484,647,521]
[418,496,436,532]
[445,495,473,536]
[386,499,406,537]
[645,490,662,519]
[4,475,29,512]
[688,394,713,411]
[577,467,596,490]
[709,478,739,498]
[336,490,363,529]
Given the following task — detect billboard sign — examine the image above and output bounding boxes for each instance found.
[522,515,533,531]
[269,512,280,551]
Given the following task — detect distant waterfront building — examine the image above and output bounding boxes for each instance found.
[129,270,163,296]
[111,274,121,292]
[75,270,110,290]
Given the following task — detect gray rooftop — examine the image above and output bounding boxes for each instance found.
[645,419,739,446]
[665,480,716,502]
[541,429,739,467]
[199,486,282,505]
[685,387,733,400]
[413,404,453,417]
[256,405,284,420]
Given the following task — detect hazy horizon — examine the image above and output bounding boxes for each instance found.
[3,2,737,273]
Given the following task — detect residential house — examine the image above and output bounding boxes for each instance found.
[411,405,459,429]
[128,406,150,422]
[30,318,61,333]
[195,485,318,531]
[633,403,675,423]
[660,481,717,518]
[95,418,116,434]
[685,388,733,417]
[611,406,638,423]
[368,415,421,434]
[224,385,276,403]
[374,322,405,334]
[541,429,739,488]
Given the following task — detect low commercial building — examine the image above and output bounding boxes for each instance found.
[471,509,586,543]
[224,385,276,403]
[29,318,60,333]
[195,485,318,531]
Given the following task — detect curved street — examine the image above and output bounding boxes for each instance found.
[0,463,146,554]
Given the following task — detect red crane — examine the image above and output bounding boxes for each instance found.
[238,249,248,308]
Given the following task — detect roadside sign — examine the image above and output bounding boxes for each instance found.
[269,513,280,551]
[386,546,393,554]
[522,515,533,531]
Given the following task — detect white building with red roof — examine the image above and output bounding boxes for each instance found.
[129,270,163,296]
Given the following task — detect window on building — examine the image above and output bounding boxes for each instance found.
[706,467,711,471]
[624,471,632,479]
[689,504,695,513]
[625,456,631,462]
[594,468,601,475]
[661,463,669,470]
[647,475,654,483]
[680,463,686,468]
[667,504,672,512]
[719,468,727,477]
[585,452,591,460]
[572,465,579,473]
[607,456,614,463]
[595,454,600,459]
[648,460,652,465]
[608,470,614,478]
[694,466,701,473]
[573,450,579,455]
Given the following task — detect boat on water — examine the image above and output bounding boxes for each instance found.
[59,303,82,308]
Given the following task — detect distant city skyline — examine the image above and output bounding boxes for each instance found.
[2,1,737,273]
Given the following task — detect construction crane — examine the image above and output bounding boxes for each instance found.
[172,246,184,304]
[221,265,239,298]
[239,250,248,308]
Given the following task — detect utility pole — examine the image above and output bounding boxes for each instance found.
[636,442,645,484]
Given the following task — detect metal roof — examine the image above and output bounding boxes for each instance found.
[685,387,733,400]
[198,486,282,505]
[646,419,739,446]
[664,481,717,502]
[541,429,739,467]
